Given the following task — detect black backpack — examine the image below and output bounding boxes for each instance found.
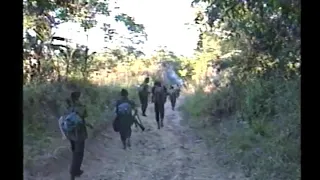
[113,100,133,132]
[153,86,166,103]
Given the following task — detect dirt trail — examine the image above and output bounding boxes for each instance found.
[25,96,247,180]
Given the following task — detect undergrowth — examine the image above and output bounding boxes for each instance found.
[23,78,139,168]
[181,75,300,180]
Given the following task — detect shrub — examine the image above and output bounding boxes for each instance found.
[181,74,300,180]
[23,78,139,168]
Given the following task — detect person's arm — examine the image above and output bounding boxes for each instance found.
[151,86,155,94]
[85,121,94,129]
[79,103,93,129]
[82,105,94,129]
[66,99,71,108]
[151,86,155,102]
[115,100,120,114]
[146,84,151,94]
[130,100,138,116]
[83,107,88,118]
[145,84,151,100]
[163,86,168,95]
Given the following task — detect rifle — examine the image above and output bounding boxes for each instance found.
[133,113,145,131]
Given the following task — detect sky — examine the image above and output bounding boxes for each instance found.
[52,0,200,57]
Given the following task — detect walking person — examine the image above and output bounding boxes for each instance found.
[63,91,93,180]
[151,81,168,129]
[168,85,177,111]
[138,77,150,116]
[114,89,140,149]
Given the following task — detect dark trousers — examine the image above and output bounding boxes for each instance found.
[139,96,148,115]
[69,140,85,176]
[170,96,176,109]
[119,128,132,146]
[154,102,165,122]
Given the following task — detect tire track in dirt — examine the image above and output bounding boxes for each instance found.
[25,96,247,180]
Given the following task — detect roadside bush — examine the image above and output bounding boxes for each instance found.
[181,74,300,180]
[23,77,139,168]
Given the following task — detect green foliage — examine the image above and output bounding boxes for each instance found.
[180,1,300,179]
[115,14,145,33]
[181,90,213,117]
[23,1,300,179]
[23,0,150,169]
[182,75,300,180]
[191,0,300,78]
[23,0,146,85]
[23,78,139,166]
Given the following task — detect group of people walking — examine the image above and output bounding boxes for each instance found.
[59,77,181,180]
[138,77,180,127]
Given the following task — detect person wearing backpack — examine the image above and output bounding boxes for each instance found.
[63,91,93,180]
[138,77,150,116]
[115,89,138,150]
[151,81,168,129]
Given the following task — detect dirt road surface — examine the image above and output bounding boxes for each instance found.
[25,96,247,180]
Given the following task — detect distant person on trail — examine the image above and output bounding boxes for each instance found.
[151,81,168,129]
[113,89,144,150]
[64,91,93,180]
[168,85,177,111]
[138,77,150,116]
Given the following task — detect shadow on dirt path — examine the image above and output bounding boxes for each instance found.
[25,96,247,180]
